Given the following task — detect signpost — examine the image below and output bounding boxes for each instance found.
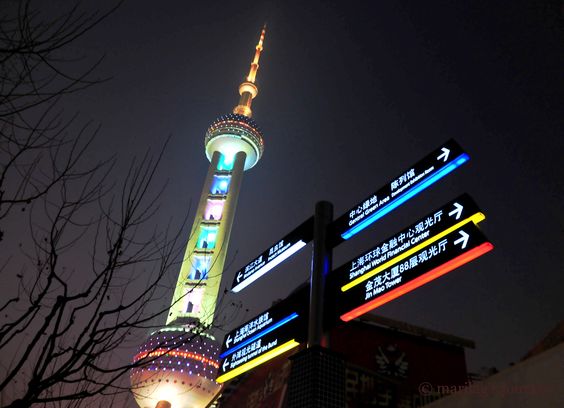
[216,286,308,383]
[218,139,494,392]
[231,217,314,293]
[338,223,493,322]
[331,139,469,243]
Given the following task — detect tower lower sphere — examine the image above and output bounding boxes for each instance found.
[130,327,222,408]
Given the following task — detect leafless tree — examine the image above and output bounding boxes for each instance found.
[0,2,238,407]
[0,0,119,220]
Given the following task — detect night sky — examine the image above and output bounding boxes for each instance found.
[10,0,564,388]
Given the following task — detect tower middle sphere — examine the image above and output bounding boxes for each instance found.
[204,113,264,171]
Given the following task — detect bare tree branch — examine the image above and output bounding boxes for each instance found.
[0,2,240,407]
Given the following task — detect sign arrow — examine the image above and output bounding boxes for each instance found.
[231,216,314,293]
[222,358,230,372]
[454,230,469,249]
[448,202,464,220]
[437,147,450,162]
[225,335,232,348]
[339,223,493,322]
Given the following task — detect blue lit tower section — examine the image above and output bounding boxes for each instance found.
[166,112,264,327]
[130,27,267,408]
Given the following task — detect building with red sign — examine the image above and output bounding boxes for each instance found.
[218,314,474,407]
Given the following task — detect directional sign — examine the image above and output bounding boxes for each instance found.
[339,223,493,321]
[216,286,308,383]
[336,194,484,292]
[231,217,314,292]
[331,139,469,243]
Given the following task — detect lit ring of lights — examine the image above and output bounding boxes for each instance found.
[130,327,222,408]
[205,113,264,170]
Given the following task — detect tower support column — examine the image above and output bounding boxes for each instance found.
[130,26,268,408]
[200,150,247,324]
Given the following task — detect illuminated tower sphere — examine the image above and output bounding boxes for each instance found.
[130,27,267,408]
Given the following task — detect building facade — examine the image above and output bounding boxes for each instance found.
[218,314,474,408]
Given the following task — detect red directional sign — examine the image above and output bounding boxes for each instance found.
[338,223,493,321]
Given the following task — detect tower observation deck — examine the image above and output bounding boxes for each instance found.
[130,27,267,408]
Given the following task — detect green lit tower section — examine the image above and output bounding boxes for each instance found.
[130,28,267,408]
[167,27,266,328]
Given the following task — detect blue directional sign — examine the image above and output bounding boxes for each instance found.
[331,139,469,243]
[216,286,308,383]
[231,217,314,292]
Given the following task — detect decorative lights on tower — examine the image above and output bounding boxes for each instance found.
[130,26,268,408]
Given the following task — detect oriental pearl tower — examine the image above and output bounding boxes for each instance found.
[130,27,267,408]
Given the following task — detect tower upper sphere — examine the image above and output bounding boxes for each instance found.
[205,113,264,170]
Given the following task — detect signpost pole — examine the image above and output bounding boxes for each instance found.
[286,201,345,408]
[308,201,333,347]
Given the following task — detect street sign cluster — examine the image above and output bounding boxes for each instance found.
[218,139,493,383]
[216,286,308,383]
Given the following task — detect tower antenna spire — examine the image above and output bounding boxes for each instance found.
[233,25,267,117]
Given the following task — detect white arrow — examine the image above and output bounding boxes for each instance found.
[454,230,469,249]
[225,335,232,348]
[437,147,450,162]
[236,271,243,283]
[222,358,230,372]
[448,202,463,220]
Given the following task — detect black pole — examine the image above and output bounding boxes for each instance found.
[286,201,345,407]
[308,201,333,347]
